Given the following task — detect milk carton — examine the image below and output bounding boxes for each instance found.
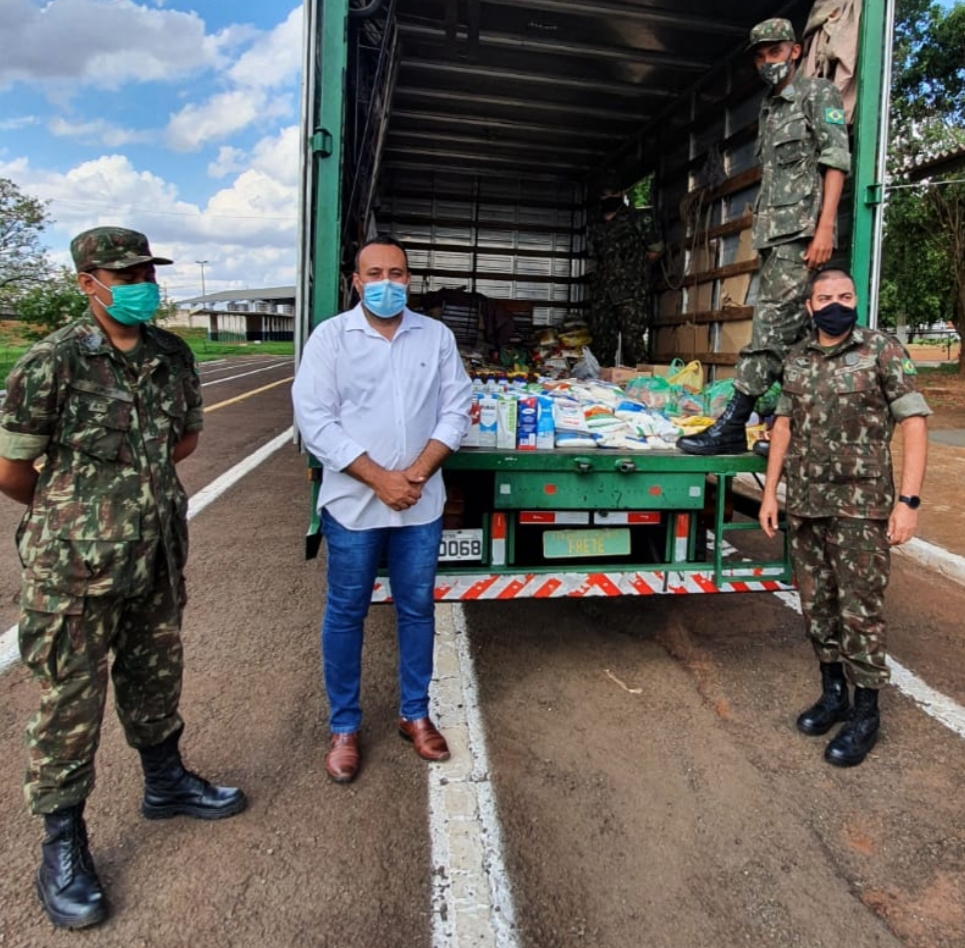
[496,395,518,449]
[478,394,498,448]
[462,396,481,447]
[517,396,538,450]
[536,395,555,450]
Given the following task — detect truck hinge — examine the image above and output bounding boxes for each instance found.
[311,129,334,158]
[865,183,884,206]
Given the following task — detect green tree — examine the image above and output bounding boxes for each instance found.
[885,0,965,369]
[0,177,51,307]
[16,267,89,341]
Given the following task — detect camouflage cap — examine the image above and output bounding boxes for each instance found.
[747,18,797,50]
[70,226,174,272]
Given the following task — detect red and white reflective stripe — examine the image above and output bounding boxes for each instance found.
[674,513,689,561]
[593,511,661,525]
[518,511,590,525]
[491,512,507,566]
[370,571,793,602]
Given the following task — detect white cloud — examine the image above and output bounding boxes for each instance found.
[208,146,247,179]
[49,117,156,148]
[0,115,39,131]
[0,151,298,297]
[0,0,230,92]
[165,89,293,152]
[228,6,303,90]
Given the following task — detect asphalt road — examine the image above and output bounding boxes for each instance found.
[1,355,964,948]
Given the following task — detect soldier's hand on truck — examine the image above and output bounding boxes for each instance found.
[374,470,424,511]
[804,225,834,269]
[759,495,780,539]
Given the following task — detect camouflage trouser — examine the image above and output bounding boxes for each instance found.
[734,239,812,397]
[588,300,647,367]
[19,561,186,815]
[788,515,890,689]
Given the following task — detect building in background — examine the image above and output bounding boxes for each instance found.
[175,287,295,341]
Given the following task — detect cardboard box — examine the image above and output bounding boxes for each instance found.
[599,366,644,384]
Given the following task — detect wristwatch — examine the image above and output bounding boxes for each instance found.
[898,495,921,509]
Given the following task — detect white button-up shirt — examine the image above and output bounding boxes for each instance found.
[292,304,473,529]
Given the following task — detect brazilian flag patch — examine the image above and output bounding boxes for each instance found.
[902,357,917,376]
[825,107,846,125]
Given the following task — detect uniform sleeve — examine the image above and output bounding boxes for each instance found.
[805,80,851,174]
[182,350,204,433]
[0,345,60,460]
[878,338,932,421]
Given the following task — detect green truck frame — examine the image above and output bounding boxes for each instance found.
[296,0,896,602]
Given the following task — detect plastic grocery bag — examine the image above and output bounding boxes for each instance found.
[675,388,706,416]
[666,359,704,393]
[624,376,677,413]
[704,378,735,417]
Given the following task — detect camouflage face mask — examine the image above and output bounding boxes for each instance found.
[758,58,792,87]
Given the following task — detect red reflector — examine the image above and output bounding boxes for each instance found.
[544,484,558,495]
[649,485,662,496]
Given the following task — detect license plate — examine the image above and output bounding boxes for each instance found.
[439,529,484,562]
[542,528,631,559]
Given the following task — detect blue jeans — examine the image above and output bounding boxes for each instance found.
[320,508,443,733]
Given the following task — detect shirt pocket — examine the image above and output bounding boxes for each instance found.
[768,117,813,207]
[830,368,882,423]
[58,382,134,462]
[22,499,142,595]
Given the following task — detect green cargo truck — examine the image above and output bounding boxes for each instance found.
[296,0,895,602]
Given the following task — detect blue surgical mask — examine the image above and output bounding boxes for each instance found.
[91,275,160,325]
[362,280,408,319]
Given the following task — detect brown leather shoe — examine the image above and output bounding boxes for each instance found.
[398,717,450,762]
[325,733,360,783]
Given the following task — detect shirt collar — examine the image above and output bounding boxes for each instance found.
[805,324,869,356]
[346,303,422,338]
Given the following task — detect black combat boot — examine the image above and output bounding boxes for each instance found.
[677,391,756,455]
[825,686,880,767]
[797,661,851,736]
[35,802,108,929]
[139,727,247,820]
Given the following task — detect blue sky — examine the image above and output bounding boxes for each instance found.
[0,0,302,299]
[1,1,961,300]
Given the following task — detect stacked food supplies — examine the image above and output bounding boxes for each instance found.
[462,377,688,452]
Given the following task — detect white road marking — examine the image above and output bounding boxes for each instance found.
[718,538,965,740]
[0,427,294,674]
[202,360,293,388]
[430,603,520,948]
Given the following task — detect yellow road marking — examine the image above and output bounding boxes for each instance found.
[204,376,294,413]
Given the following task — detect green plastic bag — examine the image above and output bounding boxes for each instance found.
[625,375,677,413]
[704,378,735,417]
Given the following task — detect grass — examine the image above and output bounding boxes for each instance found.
[0,321,293,385]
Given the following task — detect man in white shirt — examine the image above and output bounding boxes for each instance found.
[292,235,473,783]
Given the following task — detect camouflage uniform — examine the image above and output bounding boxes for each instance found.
[734,76,851,397]
[1,237,200,813]
[587,205,662,367]
[775,327,931,687]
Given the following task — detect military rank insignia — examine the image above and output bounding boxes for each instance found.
[901,358,917,376]
[825,107,846,125]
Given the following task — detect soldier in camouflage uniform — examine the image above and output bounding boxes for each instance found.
[587,188,663,367]
[760,269,930,767]
[679,18,852,455]
[0,227,246,930]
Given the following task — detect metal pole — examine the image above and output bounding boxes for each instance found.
[196,260,209,301]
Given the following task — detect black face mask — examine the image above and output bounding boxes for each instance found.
[601,197,624,214]
[812,302,858,338]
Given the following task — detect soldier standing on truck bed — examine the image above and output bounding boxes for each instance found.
[0,227,246,930]
[587,184,663,368]
[678,18,852,456]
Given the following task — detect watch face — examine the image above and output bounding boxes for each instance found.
[901,495,921,509]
